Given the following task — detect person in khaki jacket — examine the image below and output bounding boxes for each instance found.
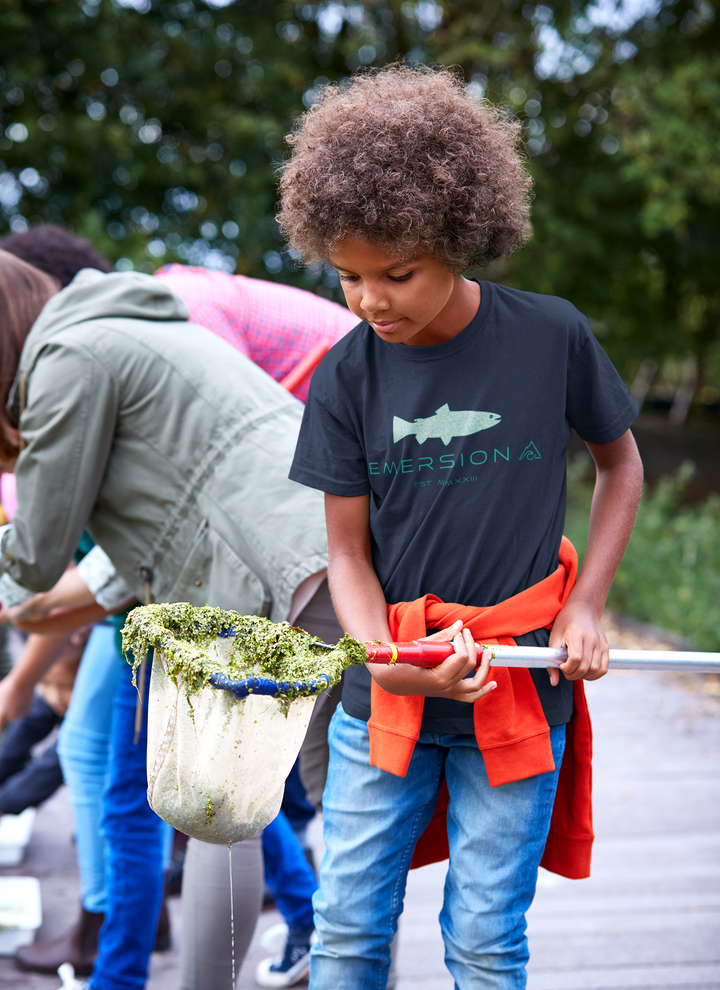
[0,249,332,990]
[0,256,326,616]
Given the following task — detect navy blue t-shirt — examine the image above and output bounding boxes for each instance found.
[290,280,638,733]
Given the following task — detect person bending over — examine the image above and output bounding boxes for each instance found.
[0,251,329,990]
[0,225,352,989]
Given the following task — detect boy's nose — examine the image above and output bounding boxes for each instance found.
[360,286,391,314]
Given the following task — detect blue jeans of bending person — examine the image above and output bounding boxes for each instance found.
[262,809,317,932]
[89,655,166,990]
[57,623,125,915]
[310,705,566,990]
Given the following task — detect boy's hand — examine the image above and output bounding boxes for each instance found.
[545,430,641,687]
[366,620,497,702]
[548,600,609,685]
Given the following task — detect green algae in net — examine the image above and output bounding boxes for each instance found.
[121,603,367,698]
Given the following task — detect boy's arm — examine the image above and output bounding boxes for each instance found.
[325,493,495,702]
[549,429,643,684]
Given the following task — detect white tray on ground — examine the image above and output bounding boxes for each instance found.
[0,876,42,955]
[0,808,36,866]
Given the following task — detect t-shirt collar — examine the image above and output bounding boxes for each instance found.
[380,279,492,362]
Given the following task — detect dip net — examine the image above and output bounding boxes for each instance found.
[123,604,364,844]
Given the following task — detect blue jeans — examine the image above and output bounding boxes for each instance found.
[57,623,124,914]
[310,705,566,990]
[262,809,317,932]
[90,657,166,990]
[280,758,316,845]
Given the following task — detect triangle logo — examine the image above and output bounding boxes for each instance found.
[519,441,542,461]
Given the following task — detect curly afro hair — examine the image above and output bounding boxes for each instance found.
[0,224,111,287]
[278,64,533,270]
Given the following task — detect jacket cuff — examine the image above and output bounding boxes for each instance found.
[77,545,133,611]
[0,570,35,608]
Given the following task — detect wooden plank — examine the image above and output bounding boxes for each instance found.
[2,646,717,990]
[393,669,720,990]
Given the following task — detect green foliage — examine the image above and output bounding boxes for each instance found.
[0,0,718,370]
[426,0,720,381]
[0,0,324,282]
[0,0,433,289]
[565,458,720,650]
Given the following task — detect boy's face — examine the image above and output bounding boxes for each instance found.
[329,238,478,347]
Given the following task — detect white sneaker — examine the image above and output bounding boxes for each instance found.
[56,963,88,989]
[255,927,315,988]
[260,922,289,952]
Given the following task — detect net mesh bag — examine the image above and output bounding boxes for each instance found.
[147,639,316,844]
[123,604,364,845]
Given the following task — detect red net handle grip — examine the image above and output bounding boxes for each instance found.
[364,641,457,668]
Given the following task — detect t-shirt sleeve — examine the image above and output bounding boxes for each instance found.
[566,321,638,442]
[289,364,370,496]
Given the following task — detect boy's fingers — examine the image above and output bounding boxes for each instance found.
[422,620,463,643]
[452,661,497,701]
[584,643,610,680]
[431,636,482,691]
[426,636,471,689]
[462,628,477,667]
[561,635,608,680]
[451,631,470,665]
[449,649,494,700]
[551,608,610,682]
[477,647,492,677]
[559,635,586,679]
[458,681,497,703]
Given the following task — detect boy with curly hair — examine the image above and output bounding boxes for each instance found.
[285,65,643,988]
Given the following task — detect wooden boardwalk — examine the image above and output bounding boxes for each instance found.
[1,626,718,989]
[393,667,720,990]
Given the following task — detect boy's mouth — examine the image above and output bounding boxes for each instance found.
[370,318,404,331]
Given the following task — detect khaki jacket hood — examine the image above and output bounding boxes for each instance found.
[20,269,189,373]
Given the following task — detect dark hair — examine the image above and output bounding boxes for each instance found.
[0,225,112,287]
[0,250,59,460]
[278,64,533,270]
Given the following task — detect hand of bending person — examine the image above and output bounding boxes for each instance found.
[2,565,135,634]
[0,559,138,729]
[6,565,96,622]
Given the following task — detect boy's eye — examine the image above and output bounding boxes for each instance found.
[336,271,413,283]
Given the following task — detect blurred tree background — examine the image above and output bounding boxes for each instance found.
[1,0,718,644]
[1,0,718,389]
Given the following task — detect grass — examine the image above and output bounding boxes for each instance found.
[565,458,720,651]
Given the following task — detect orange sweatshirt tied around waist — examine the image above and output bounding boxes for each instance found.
[368,536,594,880]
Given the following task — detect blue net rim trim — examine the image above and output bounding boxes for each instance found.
[208,670,331,699]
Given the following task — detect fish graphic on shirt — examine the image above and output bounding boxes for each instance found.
[393,404,501,446]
